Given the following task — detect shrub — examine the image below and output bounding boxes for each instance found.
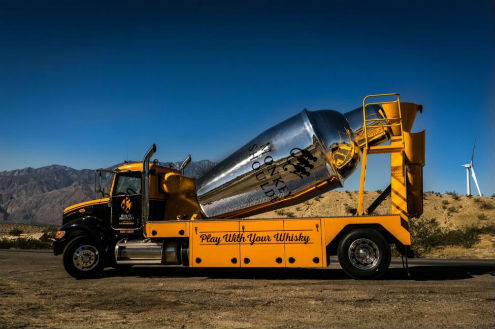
[447,206,458,213]
[285,211,296,218]
[442,200,449,205]
[275,210,286,216]
[0,239,11,249]
[0,238,51,249]
[479,201,494,210]
[478,214,488,221]
[344,204,357,215]
[442,227,479,248]
[314,195,323,202]
[478,225,495,234]
[40,226,57,242]
[8,228,23,236]
[410,217,444,254]
[410,217,493,256]
[40,232,54,243]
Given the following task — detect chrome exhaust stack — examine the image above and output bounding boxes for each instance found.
[141,144,156,225]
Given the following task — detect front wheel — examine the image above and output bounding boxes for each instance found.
[63,236,104,279]
[337,229,391,279]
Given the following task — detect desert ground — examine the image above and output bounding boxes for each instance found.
[0,250,493,329]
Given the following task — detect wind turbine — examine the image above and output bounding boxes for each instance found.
[462,140,482,196]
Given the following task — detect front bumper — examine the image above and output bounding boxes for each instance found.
[53,237,68,255]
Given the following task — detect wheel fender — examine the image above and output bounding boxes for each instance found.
[326,223,402,257]
[58,216,110,248]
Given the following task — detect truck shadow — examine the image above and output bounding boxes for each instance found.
[102,265,495,281]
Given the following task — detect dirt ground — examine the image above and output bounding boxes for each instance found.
[0,250,493,329]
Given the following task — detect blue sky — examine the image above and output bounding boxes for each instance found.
[0,0,493,195]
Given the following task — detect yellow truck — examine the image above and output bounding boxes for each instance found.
[53,93,425,279]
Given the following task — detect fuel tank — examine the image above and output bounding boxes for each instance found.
[196,106,384,219]
[114,239,189,265]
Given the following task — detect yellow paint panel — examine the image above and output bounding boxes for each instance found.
[191,221,240,267]
[239,220,285,267]
[141,216,412,269]
[284,219,323,268]
[321,217,349,258]
[145,221,188,238]
[322,215,411,246]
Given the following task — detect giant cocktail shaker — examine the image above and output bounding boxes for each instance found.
[196,106,384,218]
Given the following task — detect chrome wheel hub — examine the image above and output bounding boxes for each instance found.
[73,245,99,271]
[348,238,380,270]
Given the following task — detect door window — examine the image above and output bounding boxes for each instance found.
[114,173,141,195]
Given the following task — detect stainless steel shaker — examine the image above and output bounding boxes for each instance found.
[195,106,383,218]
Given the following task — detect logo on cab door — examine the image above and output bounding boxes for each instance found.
[121,196,133,214]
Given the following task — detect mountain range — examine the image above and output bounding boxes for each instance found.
[0,160,215,225]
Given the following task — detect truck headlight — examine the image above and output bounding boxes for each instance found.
[55,231,65,239]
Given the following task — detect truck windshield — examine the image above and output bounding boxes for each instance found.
[114,172,141,195]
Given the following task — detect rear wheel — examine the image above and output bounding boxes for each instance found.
[337,229,391,279]
[63,236,104,279]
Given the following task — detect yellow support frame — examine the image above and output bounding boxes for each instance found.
[357,93,406,217]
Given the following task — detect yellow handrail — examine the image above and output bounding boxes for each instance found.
[361,93,403,149]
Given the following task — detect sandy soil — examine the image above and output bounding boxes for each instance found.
[0,250,493,329]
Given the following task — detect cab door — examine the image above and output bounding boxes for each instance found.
[111,172,142,230]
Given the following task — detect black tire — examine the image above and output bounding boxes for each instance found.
[63,236,104,279]
[337,229,391,279]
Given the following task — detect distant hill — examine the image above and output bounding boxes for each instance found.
[0,160,215,225]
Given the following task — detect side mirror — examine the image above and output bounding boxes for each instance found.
[179,154,192,175]
[95,169,112,198]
